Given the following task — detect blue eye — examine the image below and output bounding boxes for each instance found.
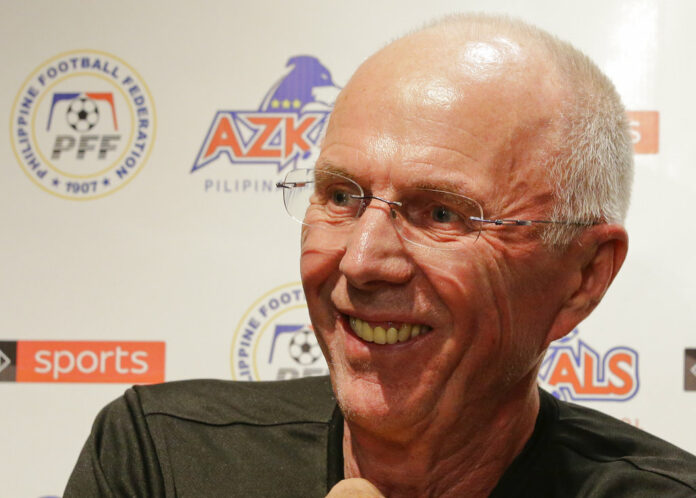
[432,206,458,223]
[331,189,351,206]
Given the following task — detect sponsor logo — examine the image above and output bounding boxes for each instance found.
[193,55,341,193]
[230,282,329,380]
[10,50,156,199]
[685,349,696,391]
[537,329,639,401]
[0,340,164,383]
[627,110,659,154]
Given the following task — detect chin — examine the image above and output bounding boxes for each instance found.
[330,367,433,436]
[335,377,389,419]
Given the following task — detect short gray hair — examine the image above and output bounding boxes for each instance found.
[420,13,634,246]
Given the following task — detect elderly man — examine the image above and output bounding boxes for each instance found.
[66,14,696,497]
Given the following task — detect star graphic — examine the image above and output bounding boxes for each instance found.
[52,178,60,187]
[103,177,110,186]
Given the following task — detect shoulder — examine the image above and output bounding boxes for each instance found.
[65,376,338,497]
[543,389,696,495]
[129,374,336,426]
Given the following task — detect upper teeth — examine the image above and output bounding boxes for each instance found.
[349,316,431,344]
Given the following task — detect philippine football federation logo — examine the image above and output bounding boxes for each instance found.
[192,55,341,193]
[10,50,156,200]
[230,282,329,380]
[537,329,639,402]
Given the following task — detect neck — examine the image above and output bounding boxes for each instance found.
[342,382,540,498]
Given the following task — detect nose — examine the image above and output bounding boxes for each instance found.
[339,202,416,289]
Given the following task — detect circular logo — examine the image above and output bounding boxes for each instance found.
[10,49,156,200]
[230,282,329,381]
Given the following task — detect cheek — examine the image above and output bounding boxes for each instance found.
[422,250,525,383]
[425,252,505,326]
[431,243,565,386]
[300,231,345,289]
[300,230,346,340]
[405,261,514,403]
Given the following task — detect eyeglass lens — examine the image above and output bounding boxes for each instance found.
[282,168,484,249]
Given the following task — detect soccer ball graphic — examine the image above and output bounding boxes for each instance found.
[66,97,99,132]
[288,327,322,366]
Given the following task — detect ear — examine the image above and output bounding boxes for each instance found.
[544,224,628,346]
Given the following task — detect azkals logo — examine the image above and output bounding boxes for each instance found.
[0,340,164,383]
[537,329,639,402]
[10,50,156,199]
[230,282,329,380]
[192,55,341,194]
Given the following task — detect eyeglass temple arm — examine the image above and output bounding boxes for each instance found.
[470,217,596,227]
[276,181,314,189]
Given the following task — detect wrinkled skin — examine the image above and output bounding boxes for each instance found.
[302,27,628,498]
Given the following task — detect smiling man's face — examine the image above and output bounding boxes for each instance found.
[301,29,580,436]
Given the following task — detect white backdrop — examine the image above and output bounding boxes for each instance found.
[1,1,695,496]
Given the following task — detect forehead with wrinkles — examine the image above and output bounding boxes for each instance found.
[335,28,563,142]
[324,25,566,208]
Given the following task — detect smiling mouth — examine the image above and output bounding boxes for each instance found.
[348,315,432,345]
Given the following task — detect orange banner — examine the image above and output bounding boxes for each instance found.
[628,110,659,154]
[15,341,165,383]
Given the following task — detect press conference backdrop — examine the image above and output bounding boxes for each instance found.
[1,1,694,495]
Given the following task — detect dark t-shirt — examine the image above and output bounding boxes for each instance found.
[65,376,696,497]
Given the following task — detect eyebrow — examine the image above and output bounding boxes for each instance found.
[410,178,489,210]
[411,180,470,195]
[314,162,362,184]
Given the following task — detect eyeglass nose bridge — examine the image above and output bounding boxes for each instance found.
[350,194,402,219]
